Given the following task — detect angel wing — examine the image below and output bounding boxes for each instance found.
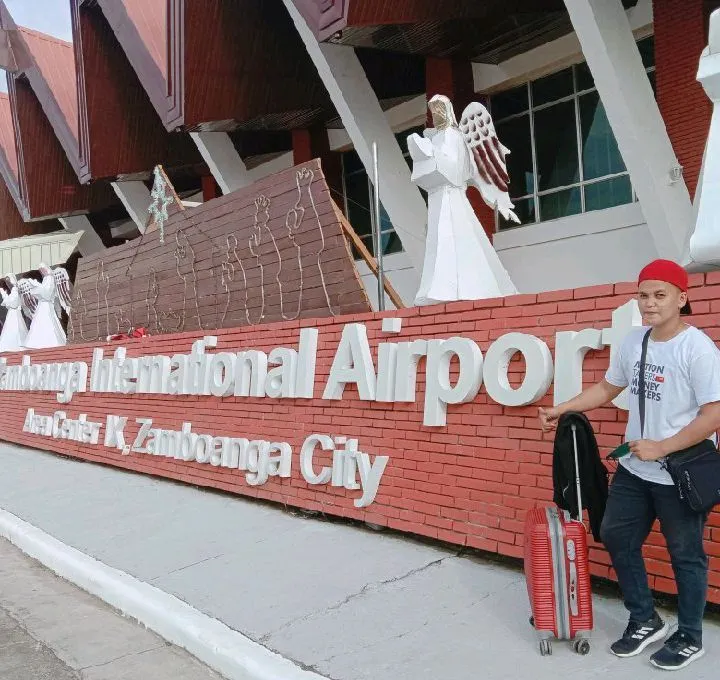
[16,278,38,319]
[53,266,72,315]
[459,102,520,224]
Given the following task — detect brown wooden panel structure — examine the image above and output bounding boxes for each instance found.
[292,0,639,62]
[10,76,114,220]
[69,159,371,342]
[72,0,201,183]
[168,0,332,131]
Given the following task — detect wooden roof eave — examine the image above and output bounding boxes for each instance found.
[94,0,169,126]
[290,0,350,42]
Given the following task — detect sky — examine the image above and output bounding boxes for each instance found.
[1,0,72,92]
[5,0,73,41]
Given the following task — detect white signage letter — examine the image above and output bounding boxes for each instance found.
[483,333,553,407]
[423,337,483,427]
[323,324,376,400]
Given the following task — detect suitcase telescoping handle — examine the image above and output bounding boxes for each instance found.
[570,423,584,524]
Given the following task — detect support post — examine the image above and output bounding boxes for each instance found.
[283,0,428,273]
[563,0,693,261]
[190,132,253,195]
[111,180,151,233]
[58,215,105,256]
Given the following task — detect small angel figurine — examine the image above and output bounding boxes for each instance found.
[20,263,72,349]
[408,94,518,305]
[0,273,29,352]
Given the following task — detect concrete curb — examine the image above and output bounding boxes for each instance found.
[0,508,327,680]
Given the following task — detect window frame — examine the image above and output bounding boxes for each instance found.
[490,37,656,231]
[340,125,424,257]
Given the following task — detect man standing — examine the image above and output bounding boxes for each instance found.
[539,259,720,670]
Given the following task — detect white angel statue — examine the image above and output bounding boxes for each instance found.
[19,263,72,349]
[408,94,518,305]
[0,273,29,352]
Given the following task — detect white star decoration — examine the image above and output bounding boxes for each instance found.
[148,166,174,244]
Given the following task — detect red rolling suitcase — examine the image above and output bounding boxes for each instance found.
[524,422,593,656]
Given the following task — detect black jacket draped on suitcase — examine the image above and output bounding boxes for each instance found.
[552,412,608,541]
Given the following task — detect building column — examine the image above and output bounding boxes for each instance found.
[111,180,151,233]
[688,8,720,266]
[201,175,221,202]
[190,132,252,195]
[58,215,106,256]
[292,127,343,207]
[654,0,713,199]
[426,56,495,240]
[283,0,428,273]
[564,0,693,262]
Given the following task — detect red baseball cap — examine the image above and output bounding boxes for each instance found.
[638,259,692,315]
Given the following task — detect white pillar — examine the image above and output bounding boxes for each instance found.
[190,132,253,195]
[563,0,692,262]
[282,0,427,273]
[58,215,105,256]
[111,180,150,233]
[688,9,720,266]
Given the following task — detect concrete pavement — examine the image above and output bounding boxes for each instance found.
[0,536,223,679]
[0,441,718,680]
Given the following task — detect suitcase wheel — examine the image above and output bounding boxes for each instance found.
[529,616,534,627]
[539,639,552,656]
[573,639,590,655]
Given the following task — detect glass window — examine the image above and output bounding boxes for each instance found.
[496,115,534,197]
[584,175,633,212]
[532,69,574,107]
[580,91,625,180]
[492,35,655,231]
[491,84,529,119]
[540,187,582,221]
[499,197,535,230]
[341,126,424,257]
[534,100,579,190]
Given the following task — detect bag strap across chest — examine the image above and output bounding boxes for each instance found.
[638,328,652,438]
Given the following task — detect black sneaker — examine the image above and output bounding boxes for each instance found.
[650,631,705,670]
[610,613,669,657]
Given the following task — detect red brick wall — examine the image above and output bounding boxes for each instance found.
[2,277,720,602]
[654,0,715,198]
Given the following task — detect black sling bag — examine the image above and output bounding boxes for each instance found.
[638,328,720,512]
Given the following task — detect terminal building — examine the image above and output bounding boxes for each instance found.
[0,0,716,304]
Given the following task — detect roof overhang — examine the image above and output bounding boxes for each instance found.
[0,229,82,275]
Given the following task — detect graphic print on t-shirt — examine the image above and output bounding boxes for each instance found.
[630,360,666,402]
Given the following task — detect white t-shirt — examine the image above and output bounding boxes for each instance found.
[604,325,720,484]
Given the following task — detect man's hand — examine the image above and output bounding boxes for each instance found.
[629,439,667,461]
[538,407,561,433]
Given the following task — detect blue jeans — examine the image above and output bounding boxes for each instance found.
[600,465,708,643]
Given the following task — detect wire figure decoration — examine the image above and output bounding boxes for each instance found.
[295,167,335,317]
[68,285,87,343]
[279,170,306,320]
[94,261,110,341]
[144,268,165,333]
[168,229,203,331]
[219,236,236,327]
[114,306,131,336]
[247,196,275,325]
[148,166,174,245]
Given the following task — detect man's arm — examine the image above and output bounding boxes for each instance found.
[539,380,625,432]
[630,402,720,461]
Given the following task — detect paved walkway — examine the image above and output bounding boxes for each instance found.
[0,536,221,679]
[0,442,718,680]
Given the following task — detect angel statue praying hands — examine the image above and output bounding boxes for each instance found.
[408,94,518,305]
[19,263,72,349]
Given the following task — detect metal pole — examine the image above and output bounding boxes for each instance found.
[372,141,385,311]
[571,423,583,524]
